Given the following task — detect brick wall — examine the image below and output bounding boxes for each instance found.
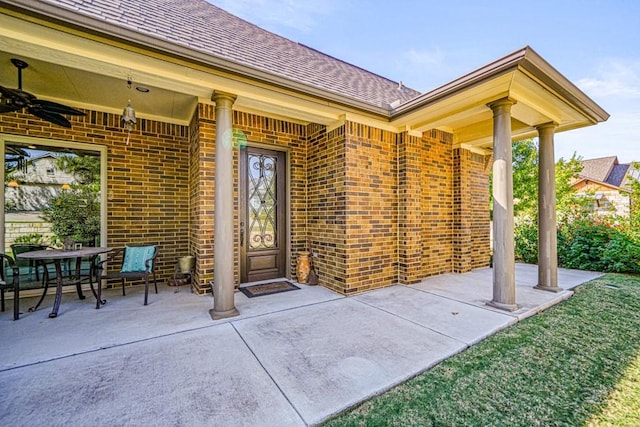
[2,108,492,297]
[189,105,308,293]
[421,130,454,277]
[189,104,215,293]
[398,132,423,284]
[343,122,398,293]
[307,123,348,293]
[1,110,189,284]
[453,148,491,272]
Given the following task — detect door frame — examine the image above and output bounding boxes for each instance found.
[238,142,291,283]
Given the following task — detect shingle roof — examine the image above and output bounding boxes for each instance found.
[579,156,637,190]
[579,156,617,183]
[607,164,630,187]
[42,0,422,109]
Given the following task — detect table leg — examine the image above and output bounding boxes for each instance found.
[49,260,64,318]
[93,256,106,309]
[74,257,86,300]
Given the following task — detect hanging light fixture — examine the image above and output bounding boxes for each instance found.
[121,78,137,145]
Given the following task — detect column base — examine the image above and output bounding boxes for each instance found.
[534,284,563,293]
[209,307,240,320]
[487,300,519,312]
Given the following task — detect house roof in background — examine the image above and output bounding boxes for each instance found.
[33,0,421,110]
[580,156,618,183]
[579,156,637,190]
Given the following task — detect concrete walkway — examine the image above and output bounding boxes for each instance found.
[0,265,601,426]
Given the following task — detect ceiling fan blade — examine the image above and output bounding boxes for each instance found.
[0,101,21,113]
[28,107,72,128]
[33,99,86,116]
[0,86,29,112]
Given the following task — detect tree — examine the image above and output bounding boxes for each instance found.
[41,154,101,246]
[510,139,588,221]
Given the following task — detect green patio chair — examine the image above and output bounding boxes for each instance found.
[10,244,48,281]
[98,245,159,305]
[1,253,21,320]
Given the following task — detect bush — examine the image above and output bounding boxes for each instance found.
[514,215,538,264]
[515,216,640,274]
[13,233,45,245]
[559,219,640,273]
[41,186,100,246]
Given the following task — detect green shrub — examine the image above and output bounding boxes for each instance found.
[13,233,45,245]
[514,215,538,264]
[515,216,640,274]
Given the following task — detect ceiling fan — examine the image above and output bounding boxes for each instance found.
[0,58,85,128]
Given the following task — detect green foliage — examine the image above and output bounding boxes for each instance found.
[41,186,100,245]
[560,218,640,273]
[41,154,100,245]
[55,155,100,186]
[509,140,587,220]
[13,233,45,245]
[514,215,538,264]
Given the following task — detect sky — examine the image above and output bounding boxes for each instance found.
[209,0,639,163]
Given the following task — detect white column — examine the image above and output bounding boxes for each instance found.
[535,123,561,292]
[210,91,239,320]
[488,98,518,311]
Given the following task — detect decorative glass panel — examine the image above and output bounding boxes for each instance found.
[248,154,277,249]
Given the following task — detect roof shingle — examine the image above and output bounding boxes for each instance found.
[43,0,422,109]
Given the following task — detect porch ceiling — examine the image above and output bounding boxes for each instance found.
[0,9,608,143]
[390,47,609,149]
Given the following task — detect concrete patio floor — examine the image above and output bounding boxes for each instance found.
[0,264,602,426]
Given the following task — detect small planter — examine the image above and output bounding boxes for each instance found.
[297,252,311,284]
[178,255,195,273]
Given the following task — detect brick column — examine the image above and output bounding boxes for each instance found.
[487,98,518,311]
[535,123,561,292]
[398,132,422,284]
[210,91,239,320]
[453,148,472,273]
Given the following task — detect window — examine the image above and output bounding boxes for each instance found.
[2,135,107,261]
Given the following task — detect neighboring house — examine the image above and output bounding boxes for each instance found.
[0,0,608,317]
[5,152,76,212]
[573,156,639,217]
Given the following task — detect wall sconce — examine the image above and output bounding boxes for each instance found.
[8,179,19,187]
[61,183,72,190]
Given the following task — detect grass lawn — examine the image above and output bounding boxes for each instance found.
[325,274,640,426]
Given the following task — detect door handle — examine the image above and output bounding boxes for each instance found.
[240,222,245,246]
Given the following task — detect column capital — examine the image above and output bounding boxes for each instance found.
[535,122,558,132]
[487,97,516,111]
[212,91,237,105]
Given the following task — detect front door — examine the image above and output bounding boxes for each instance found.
[240,147,287,283]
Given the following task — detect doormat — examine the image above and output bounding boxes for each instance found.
[239,281,300,298]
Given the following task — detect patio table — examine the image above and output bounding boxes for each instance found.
[17,247,112,318]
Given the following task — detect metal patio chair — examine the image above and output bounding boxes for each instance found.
[98,245,158,305]
[1,253,21,320]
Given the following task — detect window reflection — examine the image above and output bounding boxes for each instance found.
[4,139,103,286]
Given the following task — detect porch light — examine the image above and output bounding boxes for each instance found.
[61,183,71,190]
[7,179,19,187]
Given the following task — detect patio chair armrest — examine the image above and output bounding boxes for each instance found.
[96,248,124,269]
[144,247,159,272]
[1,254,19,280]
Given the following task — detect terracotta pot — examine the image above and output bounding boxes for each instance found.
[297,252,311,284]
